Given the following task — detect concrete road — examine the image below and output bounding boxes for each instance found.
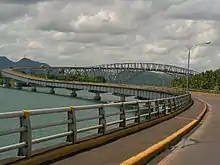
[158,94,220,165]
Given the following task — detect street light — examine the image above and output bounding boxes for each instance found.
[186,41,211,91]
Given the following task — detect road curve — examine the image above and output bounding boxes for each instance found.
[158,93,220,165]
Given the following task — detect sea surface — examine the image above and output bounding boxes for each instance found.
[0,87,136,159]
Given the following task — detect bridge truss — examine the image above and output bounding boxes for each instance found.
[20,63,197,84]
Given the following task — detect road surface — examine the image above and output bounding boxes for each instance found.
[158,93,220,165]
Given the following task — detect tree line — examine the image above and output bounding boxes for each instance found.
[0,71,107,85]
[172,69,220,91]
[32,73,107,83]
[0,72,3,84]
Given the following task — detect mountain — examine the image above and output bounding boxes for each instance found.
[0,56,50,68]
[126,72,174,87]
[13,58,50,67]
[0,56,14,68]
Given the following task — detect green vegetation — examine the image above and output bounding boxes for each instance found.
[0,71,107,85]
[172,69,220,91]
[0,72,3,84]
[32,73,107,83]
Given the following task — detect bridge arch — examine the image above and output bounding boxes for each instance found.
[13,63,197,84]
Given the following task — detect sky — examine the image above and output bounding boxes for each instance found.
[0,0,219,71]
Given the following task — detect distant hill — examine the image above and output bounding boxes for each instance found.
[0,56,14,68]
[126,72,174,87]
[0,56,50,68]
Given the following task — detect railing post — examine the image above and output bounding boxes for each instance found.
[173,97,177,112]
[98,105,106,134]
[188,94,191,104]
[178,96,182,109]
[168,98,173,113]
[189,94,192,103]
[135,101,141,124]
[180,96,184,108]
[119,103,126,128]
[186,94,190,105]
[162,99,167,116]
[176,96,181,110]
[156,100,160,118]
[67,106,77,143]
[145,101,152,121]
[18,110,32,158]
[184,95,188,106]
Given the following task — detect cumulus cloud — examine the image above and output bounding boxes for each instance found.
[0,0,219,71]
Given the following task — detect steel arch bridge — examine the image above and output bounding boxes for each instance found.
[17,63,197,84]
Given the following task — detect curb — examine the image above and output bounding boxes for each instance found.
[191,91,220,96]
[120,103,207,165]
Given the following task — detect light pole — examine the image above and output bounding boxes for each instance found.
[186,41,211,91]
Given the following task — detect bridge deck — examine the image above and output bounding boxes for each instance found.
[51,97,204,165]
[158,94,220,165]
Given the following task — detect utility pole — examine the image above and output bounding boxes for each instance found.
[186,41,211,91]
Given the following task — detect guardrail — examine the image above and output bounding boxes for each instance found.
[0,93,191,160]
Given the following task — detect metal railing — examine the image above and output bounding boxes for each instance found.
[0,93,191,160]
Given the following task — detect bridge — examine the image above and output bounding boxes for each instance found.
[1,67,186,101]
[9,62,197,83]
[1,62,197,100]
[0,63,215,165]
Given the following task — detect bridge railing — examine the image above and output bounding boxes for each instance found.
[0,94,191,160]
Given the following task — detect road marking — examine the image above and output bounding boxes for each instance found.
[174,116,195,121]
[158,97,212,165]
[191,92,220,96]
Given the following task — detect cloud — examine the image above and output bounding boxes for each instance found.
[0,0,219,71]
[28,41,44,49]
[167,0,220,21]
[0,0,55,4]
[0,4,29,23]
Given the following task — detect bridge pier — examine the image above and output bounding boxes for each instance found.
[49,88,55,94]
[120,95,126,102]
[136,96,148,100]
[112,93,128,102]
[14,81,22,90]
[94,92,101,101]
[70,90,77,97]
[3,78,10,88]
[31,87,37,92]
[89,90,103,101]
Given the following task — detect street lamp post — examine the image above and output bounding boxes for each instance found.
[186,41,211,91]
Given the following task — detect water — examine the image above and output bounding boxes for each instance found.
[0,87,137,159]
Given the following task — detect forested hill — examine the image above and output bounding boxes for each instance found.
[172,69,220,90]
